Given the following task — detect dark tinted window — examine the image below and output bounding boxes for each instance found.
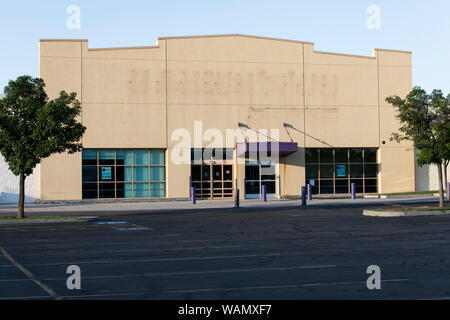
[191,165,201,181]
[224,165,233,181]
[365,148,377,163]
[364,164,378,178]
[82,183,97,199]
[365,179,378,193]
[202,165,211,180]
[320,149,334,163]
[335,149,348,163]
[350,179,364,193]
[245,181,260,195]
[99,183,115,198]
[213,166,222,181]
[82,150,97,165]
[305,148,378,195]
[245,165,260,181]
[320,164,334,179]
[306,164,318,179]
[335,179,349,194]
[350,164,364,178]
[82,166,97,183]
[320,180,333,194]
[305,148,319,163]
[261,181,276,194]
[350,149,363,163]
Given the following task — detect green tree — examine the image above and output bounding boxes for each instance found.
[0,76,86,218]
[442,123,450,195]
[440,93,450,193]
[386,87,450,208]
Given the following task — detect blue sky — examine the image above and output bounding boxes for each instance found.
[1,0,449,94]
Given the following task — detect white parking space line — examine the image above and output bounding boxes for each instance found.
[59,292,146,299]
[0,295,52,300]
[0,233,183,244]
[13,245,242,257]
[0,278,34,283]
[23,253,283,267]
[166,279,410,294]
[0,246,60,300]
[41,264,337,281]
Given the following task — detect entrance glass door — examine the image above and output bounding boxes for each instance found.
[244,165,260,199]
[191,164,233,199]
[245,163,276,199]
[212,165,222,198]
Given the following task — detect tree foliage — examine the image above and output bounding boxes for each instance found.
[386,86,450,207]
[386,87,449,167]
[0,75,86,218]
[0,76,86,176]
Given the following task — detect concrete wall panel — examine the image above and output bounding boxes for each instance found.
[36,35,420,200]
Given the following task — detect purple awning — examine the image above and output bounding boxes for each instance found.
[237,142,298,157]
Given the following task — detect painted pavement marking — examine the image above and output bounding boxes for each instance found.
[0,246,60,300]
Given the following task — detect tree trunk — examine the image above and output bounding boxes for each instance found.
[437,163,445,208]
[444,162,448,198]
[18,173,25,219]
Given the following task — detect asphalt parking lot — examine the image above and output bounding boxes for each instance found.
[1,200,450,300]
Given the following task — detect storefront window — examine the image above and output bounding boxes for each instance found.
[82,149,166,199]
[305,148,319,163]
[305,148,378,194]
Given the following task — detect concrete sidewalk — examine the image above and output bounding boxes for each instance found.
[0,195,441,217]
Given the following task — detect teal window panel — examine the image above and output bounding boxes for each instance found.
[82,150,97,165]
[150,166,165,181]
[150,150,165,165]
[133,150,149,165]
[133,167,149,182]
[116,150,132,165]
[82,150,97,160]
[99,150,115,165]
[124,183,132,198]
[150,183,165,198]
[133,183,149,198]
[99,150,115,160]
[124,166,133,182]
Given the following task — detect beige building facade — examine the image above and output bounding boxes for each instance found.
[38,34,415,201]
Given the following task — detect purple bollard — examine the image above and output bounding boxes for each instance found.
[307,184,312,201]
[261,185,267,202]
[351,183,356,200]
[191,187,196,205]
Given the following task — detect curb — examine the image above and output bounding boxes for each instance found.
[0,216,98,225]
[37,198,190,205]
[364,193,440,199]
[363,209,450,218]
